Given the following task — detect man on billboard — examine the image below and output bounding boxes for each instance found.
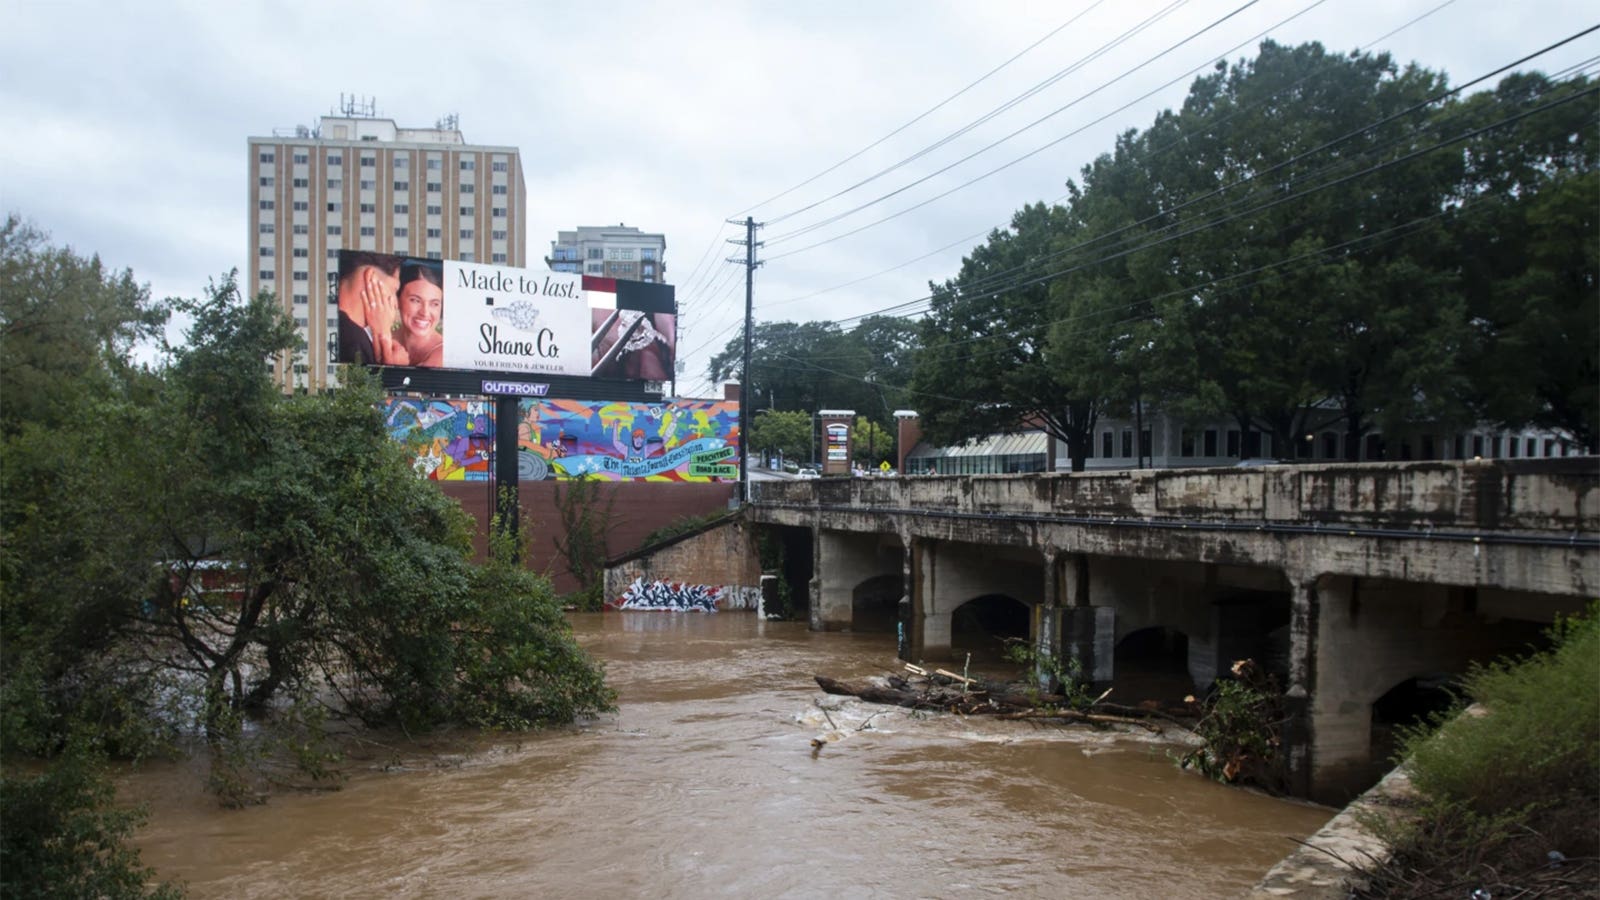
[335,251,403,365]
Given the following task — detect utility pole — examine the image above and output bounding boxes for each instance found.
[727,217,762,504]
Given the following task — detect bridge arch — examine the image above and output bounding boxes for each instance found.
[950,593,1030,665]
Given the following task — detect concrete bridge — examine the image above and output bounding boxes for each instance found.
[745,458,1598,801]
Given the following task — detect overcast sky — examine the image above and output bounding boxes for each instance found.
[3,0,1595,396]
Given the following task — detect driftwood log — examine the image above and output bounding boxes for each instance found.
[814,674,1189,733]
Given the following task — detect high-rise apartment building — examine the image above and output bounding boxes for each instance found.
[247,111,526,391]
[548,225,666,283]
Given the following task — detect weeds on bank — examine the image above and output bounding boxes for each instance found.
[1350,608,1599,898]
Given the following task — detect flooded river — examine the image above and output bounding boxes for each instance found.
[129,612,1334,898]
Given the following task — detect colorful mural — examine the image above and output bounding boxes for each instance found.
[517,398,741,482]
[384,398,494,481]
[383,397,741,482]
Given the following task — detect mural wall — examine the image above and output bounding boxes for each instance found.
[385,398,495,481]
[384,397,741,483]
[609,578,760,612]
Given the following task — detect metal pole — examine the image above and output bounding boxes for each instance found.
[739,216,755,504]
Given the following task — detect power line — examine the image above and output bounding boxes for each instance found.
[756,0,1464,313]
[732,0,1109,219]
[763,0,1289,250]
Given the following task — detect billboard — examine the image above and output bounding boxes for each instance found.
[383,397,740,482]
[334,250,675,379]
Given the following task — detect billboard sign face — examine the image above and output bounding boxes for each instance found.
[334,250,675,381]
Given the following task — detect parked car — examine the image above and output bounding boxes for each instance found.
[796,468,819,479]
[1234,458,1291,467]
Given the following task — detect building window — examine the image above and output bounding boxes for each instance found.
[394,181,409,191]
[292,200,309,212]
[459,206,474,217]
[426,228,441,238]
[641,248,657,260]
[359,179,376,190]
[460,229,474,239]
[1226,429,1241,457]
[1179,430,1195,457]
[492,160,507,172]
[327,178,342,189]
[587,248,603,259]
[460,160,475,171]
[1101,431,1113,458]
[1120,429,1133,458]
[258,151,274,163]
[292,247,308,258]
[293,294,308,305]
[491,229,507,240]
[292,271,309,281]
[491,184,507,195]
[328,248,339,258]
[394,227,408,238]
[361,156,375,167]
[292,177,309,188]
[460,252,474,262]
[293,224,308,235]
[394,203,409,214]
[426,182,442,192]
[394,157,408,169]
[294,317,309,327]
[426,251,442,260]
[259,176,274,187]
[1204,429,1218,457]
[491,252,507,263]
[642,263,656,277]
[327,154,342,165]
[258,199,274,210]
[360,226,376,237]
[426,205,442,215]
[359,203,376,214]
[293,152,309,164]
[586,263,602,274]
[327,202,341,212]
[328,225,342,235]
[259,223,274,234]
[259,269,274,280]
[426,158,441,169]
[460,184,474,194]
[491,207,506,218]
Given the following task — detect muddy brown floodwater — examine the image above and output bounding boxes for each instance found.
[128,612,1334,898]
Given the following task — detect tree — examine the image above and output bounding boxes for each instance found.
[0,216,167,433]
[1450,73,1598,451]
[1,229,616,814]
[850,416,893,468]
[748,409,813,464]
[911,202,1106,471]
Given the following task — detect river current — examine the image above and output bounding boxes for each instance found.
[128,612,1333,898]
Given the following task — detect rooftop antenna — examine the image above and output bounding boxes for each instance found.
[435,112,459,132]
[336,93,378,117]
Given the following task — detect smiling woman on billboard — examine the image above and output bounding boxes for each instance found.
[397,261,444,368]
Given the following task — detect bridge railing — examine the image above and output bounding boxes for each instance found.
[754,459,1598,534]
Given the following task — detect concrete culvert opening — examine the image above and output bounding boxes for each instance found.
[1114,626,1195,703]
[950,594,1029,666]
[851,574,902,634]
[1370,674,1460,774]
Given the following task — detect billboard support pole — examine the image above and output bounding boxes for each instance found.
[493,394,521,561]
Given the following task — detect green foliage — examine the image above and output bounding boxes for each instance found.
[1178,660,1285,791]
[551,475,615,611]
[747,409,813,464]
[1354,610,1599,896]
[640,511,729,549]
[0,746,183,899]
[1,225,616,811]
[849,416,893,467]
[1003,639,1092,709]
